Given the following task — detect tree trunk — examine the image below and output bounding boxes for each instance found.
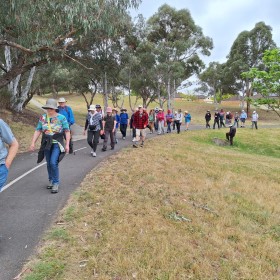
[167,75,171,109]
[12,66,36,112]
[103,71,108,111]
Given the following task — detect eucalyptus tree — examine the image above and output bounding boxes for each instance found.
[242,48,280,118]
[147,4,213,109]
[0,0,140,111]
[225,22,276,112]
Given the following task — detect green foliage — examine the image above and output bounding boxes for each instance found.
[242,48,280,116]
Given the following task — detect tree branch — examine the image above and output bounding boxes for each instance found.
[0,40,33,54]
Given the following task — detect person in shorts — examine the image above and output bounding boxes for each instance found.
[132,105,148,148]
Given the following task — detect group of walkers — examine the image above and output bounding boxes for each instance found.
[205,108,259,130]
[0,96,261,194]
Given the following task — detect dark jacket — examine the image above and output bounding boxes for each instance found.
[37,133,65,163]
[205,113,211,121]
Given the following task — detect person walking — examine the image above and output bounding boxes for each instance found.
[184,111,191,130]
[133,105,148,148]
[234,112,240,128]
[165,109,173,133]
[226,124,236,146]
[30,99,70,193]
[154,107,159,132]
[112,108,120,144]
[175,109,183,134]
[251,111,259,129]
[101,107,116,151]
[157,108,165,135]
[148,109,155,133]
[130,108,137,142]
[0,119,19,191]
[219,109,225,127]
[213,110,220,129]
[58,97,75,154]
[173,111,177,131]
[84,105,103,157]
[119,108,129,139]
[240,109,247,127]
[205,110,211,129]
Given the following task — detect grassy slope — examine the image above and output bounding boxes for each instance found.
[33,93,280,126]
[22,128,280,280]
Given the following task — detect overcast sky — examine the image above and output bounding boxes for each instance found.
[130,0,280,65]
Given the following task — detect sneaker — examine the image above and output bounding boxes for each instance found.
[132,137,136,142]
[90,149,94,155]
[122,137,126,140]
[92,152,97,157]
[133,144,138,148]
[140,143,144,147]
[102,148,107,152]
[115,139,118,144]
[51,184,59,193]
[47,181,53,189]
[111,147,114,150]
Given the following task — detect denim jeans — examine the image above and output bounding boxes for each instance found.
[167,122,171,132]
[44,143,60,185]
[0,164,9,191]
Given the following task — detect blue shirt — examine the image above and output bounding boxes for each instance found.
[0,119,15,165]
[58,106,75,126]
[185,113,191,122]
[115,114,120,129]
[119,112,129,125]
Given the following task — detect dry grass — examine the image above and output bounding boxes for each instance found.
[33,94,280,127]
[0,109,39,153]
[22,128,280,280]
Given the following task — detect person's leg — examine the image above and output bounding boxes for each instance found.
[114,128,118,144]
[110,130,115,149]
[0,164,9,191]
[255,122,258,129]
[93,130,99,152]
[226,132,229,141]
[132,128,136,140]
[49,144,60,192]
[230,136,233,145]
[102,130,109,150]
[87,130,94,150]
[120,124,124,137]
[140,129,146,146]
[134,129,141,147]
[123,124,127,137]
[157,121,162,134]
[44,148,52,184]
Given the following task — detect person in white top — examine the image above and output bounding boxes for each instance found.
[251,111,259,129]
[175,109,183,134]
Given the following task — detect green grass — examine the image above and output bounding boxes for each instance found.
[190,127,280,158]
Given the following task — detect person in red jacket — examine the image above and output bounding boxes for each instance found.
[157,108,165,135]
[133,105,148,148]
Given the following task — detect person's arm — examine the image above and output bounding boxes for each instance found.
[5,138,19,169]
[29,130,42,151]
[64,131,70,153]
[84,118,89,135]
[68,107,75,125]
[113,119,117,132]
[101,120,105,134]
